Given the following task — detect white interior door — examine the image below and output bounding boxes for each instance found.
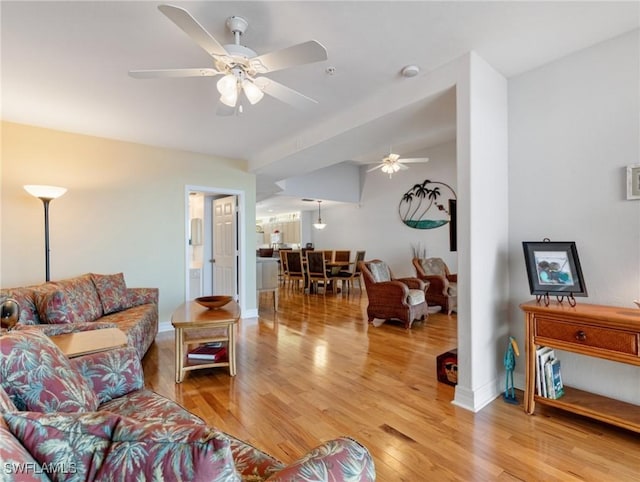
[212,195,237,298]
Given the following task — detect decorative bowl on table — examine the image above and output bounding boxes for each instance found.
[195,295,233,310]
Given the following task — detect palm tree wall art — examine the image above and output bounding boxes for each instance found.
[399,179,457,230]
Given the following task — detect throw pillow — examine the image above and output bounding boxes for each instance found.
[0,328,99,413]
[4,411,240,482]
[34,289,77,324]
[368,261,391,282]
[91,273,129,315]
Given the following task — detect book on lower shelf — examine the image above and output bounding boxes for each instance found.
[536,346,564,399]
[187,343,227,361]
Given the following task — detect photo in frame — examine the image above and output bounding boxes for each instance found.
[627,164,640,200]
[522,241,587,297]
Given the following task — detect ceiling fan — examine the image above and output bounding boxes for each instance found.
[129,4,328,114]
[367,153,430,178]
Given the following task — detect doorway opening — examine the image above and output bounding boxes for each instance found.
[185,185,246,311]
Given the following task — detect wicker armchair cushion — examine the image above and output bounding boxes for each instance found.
[407,289,425,306]
[420,258,447,277]
[368,261,391,282]
[448,283,458,296]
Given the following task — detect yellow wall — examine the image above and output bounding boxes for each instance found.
[1,121,256,325]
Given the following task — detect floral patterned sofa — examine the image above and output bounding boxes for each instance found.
[0,273,157,359]
[0,328,376,481]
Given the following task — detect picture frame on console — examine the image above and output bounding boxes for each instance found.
[522,241,587,303]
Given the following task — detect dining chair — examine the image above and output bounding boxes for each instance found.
[285,251,305,291]
[322,250,334,263]
[337,250,365,292]
[333,250,351,264]
[279,250,290,287]
[306,251,334,295]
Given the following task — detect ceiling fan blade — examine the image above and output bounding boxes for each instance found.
[397,158,430,163]
[256,77,318,109]
[367,164,385,172]
[250,40,328,74]
[158,4,228,58]
[128,68,221,79]
[397,163,410,170]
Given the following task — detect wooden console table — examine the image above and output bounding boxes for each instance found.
[50,328,128,358]
[171,300,240,383]
[521,300,640,432]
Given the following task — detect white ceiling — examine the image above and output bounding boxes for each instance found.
[2,1,638,217]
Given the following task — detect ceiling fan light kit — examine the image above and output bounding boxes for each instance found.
[129,5,328,113]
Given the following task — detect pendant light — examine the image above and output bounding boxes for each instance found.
[313,200,326,230]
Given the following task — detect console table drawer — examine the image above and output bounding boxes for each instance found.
[536,318,639,355]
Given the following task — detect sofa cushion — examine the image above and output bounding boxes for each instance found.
[91,272,130,314]
[34,289,77,324]
[407,289,426,306]
[0,328,99,413]
[51,274,103,323]
[4,411,240,482]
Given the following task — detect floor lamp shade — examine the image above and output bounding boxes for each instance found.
[24,185,67,282]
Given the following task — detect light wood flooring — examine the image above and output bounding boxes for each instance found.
[142,287,639,481]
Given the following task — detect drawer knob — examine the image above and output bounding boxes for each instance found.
[575,330,587,341]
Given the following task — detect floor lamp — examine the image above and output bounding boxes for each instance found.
[24,185,67,282]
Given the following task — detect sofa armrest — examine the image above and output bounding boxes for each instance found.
[127,287,159,307]
[266,436,375,481]
[14,321,117,337]
[70,346,144,405]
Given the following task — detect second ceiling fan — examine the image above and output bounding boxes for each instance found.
[368,153,430,178]
[129,4,328,114]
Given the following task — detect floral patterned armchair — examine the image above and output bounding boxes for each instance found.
[412,257,458,314]
[0,327,376,481]
[359,259,430,329]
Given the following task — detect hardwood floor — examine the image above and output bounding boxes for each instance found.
[142,288,640,481]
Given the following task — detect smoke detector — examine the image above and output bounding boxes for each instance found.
[401,65,420,78]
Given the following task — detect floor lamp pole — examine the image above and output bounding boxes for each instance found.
[41,198,52,282]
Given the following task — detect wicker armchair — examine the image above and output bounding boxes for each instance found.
[412,257,458,314]
[359,259,430,329]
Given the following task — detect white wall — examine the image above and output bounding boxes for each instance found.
[1,122,257,326]
[310,140,458,278]
[508,30,640,404]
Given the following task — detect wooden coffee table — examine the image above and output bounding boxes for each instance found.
[171,300,240,383]
[50,328,128,358]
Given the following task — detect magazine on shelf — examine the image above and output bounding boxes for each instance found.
[187,343,227,361]
[544,358,556,399]
[549,358,564,399]
[537,347,556,398]
[535,346,552,396]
